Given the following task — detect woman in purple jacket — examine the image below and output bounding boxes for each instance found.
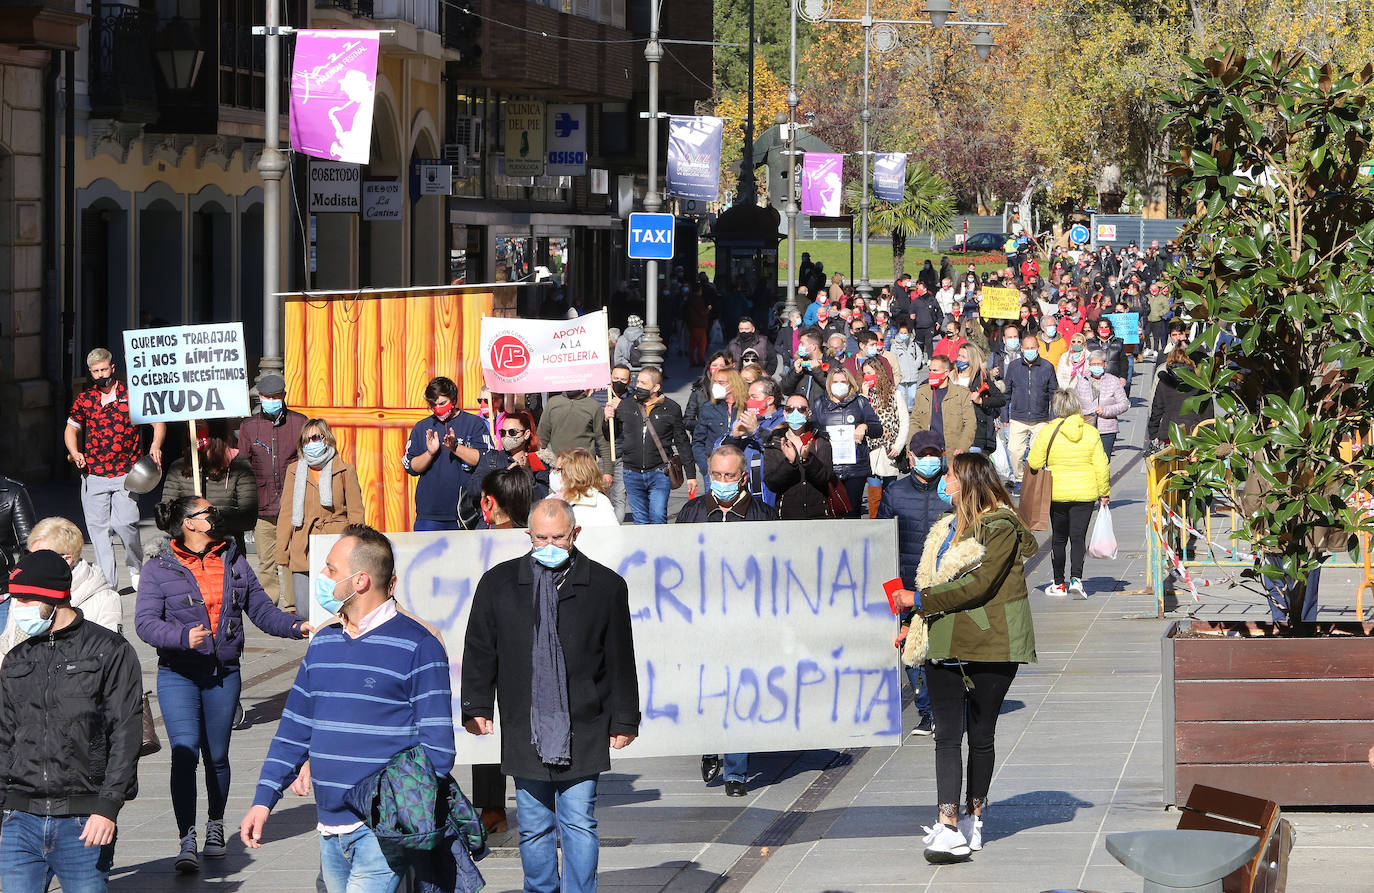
[1074,350,1130,457]
[135,495,311,874]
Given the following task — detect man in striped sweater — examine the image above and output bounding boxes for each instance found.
[239,524,455,893]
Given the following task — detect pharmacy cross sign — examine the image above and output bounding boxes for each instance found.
[627,212,676,260]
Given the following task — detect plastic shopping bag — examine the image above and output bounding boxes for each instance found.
[992,435,1012,479]
[1087,504,1118,560]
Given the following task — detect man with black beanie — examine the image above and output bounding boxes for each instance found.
[0,549,143,892]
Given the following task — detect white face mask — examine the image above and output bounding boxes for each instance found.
[830,382,850,399]
[711,383,729,400]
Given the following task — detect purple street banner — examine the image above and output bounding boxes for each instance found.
[666,116,724,201]
[289,29,381,165]
[802,152,844,217]
[873,153,907,203]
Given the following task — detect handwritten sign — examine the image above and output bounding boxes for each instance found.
[310,520,902,762]
[122,323,250,423]
[480,309,611,392]
[980,286,1023,320]
[1105,312,1140,345]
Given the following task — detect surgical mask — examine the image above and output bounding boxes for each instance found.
[1071,348,1085,358]
[1022,348,1040,362]
[711,383,729,400]
[1089,366,1106,378]
[895,334,910,344]
[501,433,527,452]
[912,457,943,478]
[10,602,54,637]
[531,544,571,568]
[954,360,969,371]
[710,479,741,503]
[611,380,629,397]
[260,398,284,416]
[634,387,653,402]
[866,345,879,357]
[1043,325,1058,338]
[829,382,850,399]
[314,569,362,615]
[1005,338,1019,351]
[785,410,807,430]
[302,441,329,462]
[797,345,810,358]
[937,476,957,505]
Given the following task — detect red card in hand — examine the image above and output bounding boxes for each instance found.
[883,577,905,614]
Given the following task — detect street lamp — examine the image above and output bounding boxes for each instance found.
[793,0,1003,298]
[154,16,205,92]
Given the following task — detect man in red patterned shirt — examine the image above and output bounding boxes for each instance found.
[64,347,165,590]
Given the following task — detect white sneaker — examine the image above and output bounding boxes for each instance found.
[1044,582,1068,597]
[1069,577,1088,599]
[958,814,983,851]
[923,823,972,864]
[130,570,141,592]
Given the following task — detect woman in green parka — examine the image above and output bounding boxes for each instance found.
[893,451,1038,864]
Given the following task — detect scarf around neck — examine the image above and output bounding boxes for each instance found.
[529,554,572,768]
[291,446,336,529]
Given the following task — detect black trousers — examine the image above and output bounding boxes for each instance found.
[913,327,934,360]
[926,660,1019,818]
[472,763,507,809]
[1050,500,1096,584]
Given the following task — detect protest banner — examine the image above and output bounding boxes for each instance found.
[980,286,1023,320]
[480,309,611,393]
[666,116,724,201]
[289,30,380,165]
[872,153,906,202]
[1105,312,1141,345]
[311,519,902,762]
[123,323,250,424]
[802,153,844,217]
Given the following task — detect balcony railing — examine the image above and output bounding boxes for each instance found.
[88,4,159,123]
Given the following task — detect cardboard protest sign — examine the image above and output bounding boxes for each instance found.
[123,323,250,424]
[480,309,611,393]
[980,287,1023,320]
[311,519,902,761]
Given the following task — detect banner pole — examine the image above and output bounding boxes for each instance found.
[608,388,618,463]
[189,419,203,497]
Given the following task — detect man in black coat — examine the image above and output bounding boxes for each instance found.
[461,499,640,893]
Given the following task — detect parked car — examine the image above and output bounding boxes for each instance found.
[952,231,1010,252]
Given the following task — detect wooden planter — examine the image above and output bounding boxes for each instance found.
[1163,620,1374,807]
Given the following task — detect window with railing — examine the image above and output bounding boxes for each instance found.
[219,0,306,111]
[536,0,624,26]
[87,2,159,122]
[372,0,439,31]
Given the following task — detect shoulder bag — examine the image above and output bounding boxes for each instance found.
[1017,419,1064,532]
[641,403,685,490]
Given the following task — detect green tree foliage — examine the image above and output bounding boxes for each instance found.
[714,0,811,99]
[844,162,955,279]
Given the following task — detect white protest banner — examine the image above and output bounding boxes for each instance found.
[311,519,902,762]
[480,309,611,393]
[123,323,250,423]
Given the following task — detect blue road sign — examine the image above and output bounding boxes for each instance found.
[1069,223,1090,244]
[628,212,676,260]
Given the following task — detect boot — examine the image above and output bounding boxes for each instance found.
[867,485,884,519]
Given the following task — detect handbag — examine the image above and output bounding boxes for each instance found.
[825,478,853,518]
[641,403,685,490]
[1016,420,1064,532]
[140,691,162,757]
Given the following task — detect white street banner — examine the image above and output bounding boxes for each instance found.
[479,309,611,393]
[311,519,902,762]
[123,323,250,423]
[546,104,588,176]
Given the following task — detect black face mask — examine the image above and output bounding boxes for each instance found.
[564,389,585,400]
[92,375,113,389]
[634,387,653,402]
[611,380,630,397]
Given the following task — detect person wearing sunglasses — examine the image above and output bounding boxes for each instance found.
[276,419,365,611]
[136,495,312,874]
[465,410,551,525]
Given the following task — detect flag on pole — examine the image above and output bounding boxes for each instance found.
[666,116,724,201]
[289,29,381,164]
[873,153,907,202]
[801,153,844,216]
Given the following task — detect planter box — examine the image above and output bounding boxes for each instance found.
[1163,620,1374,807]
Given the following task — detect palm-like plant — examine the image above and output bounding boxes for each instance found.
[846,162,956,280]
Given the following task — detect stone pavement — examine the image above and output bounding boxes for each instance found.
[24,353,1373,892]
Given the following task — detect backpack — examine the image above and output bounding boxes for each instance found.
[626,333,644,368]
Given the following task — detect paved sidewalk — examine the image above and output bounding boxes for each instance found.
[24,354,1373,891]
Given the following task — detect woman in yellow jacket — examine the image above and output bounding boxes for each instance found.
[1027,389,1109,599]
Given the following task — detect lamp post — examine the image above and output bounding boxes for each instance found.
[254,2,287,381]
[794,0,1003,298]
[782,0,800,318]
[635,0,667,371]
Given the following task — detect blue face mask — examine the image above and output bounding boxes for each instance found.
[797,345,809,358]
[10,602,54,637]
[531,544,571,568]
[260,398,284,416]
[912,457,943,479]
[785,410,807,430]
[1021,348,1040,362]
[1089,366,1106,377]
[937,476,957,505]
[954,360,969,371]
[314,570,361,615]
[710,479,741,503]
[866,345,879,357]
[302,441,329,461]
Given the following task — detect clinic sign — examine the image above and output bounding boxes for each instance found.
[504,99,546,177]
[310,160,361,212]
[122,323,251,423]
[627,212,675,260]
[311,519,902,761]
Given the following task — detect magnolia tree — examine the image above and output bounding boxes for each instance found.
[1163,48,1374,628]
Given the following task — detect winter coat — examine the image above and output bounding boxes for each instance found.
[0,474,34,578]
[904,508,1038,665]
[692,399,740,480]
[1037,334,1068,367]
[910,383,977,455]
[238,409,308,519]
[460,552,640,781]
[810,393,883,480]
[891,338,925,384]
[1027,415,1110,503]
[160,458,259,547]
[464,449,551,507]
[779,362,830,403]
[275,458,366,572]
[682,383,707,433]
[718,409,786,506]
[537,394,612,474]
[1148,365,1215,443]
[1002,354,1058,424]
[0,560,122,660]
[866,393,910,479]
[761,425,836,520]
[566,489,619,527]
[0,612,143,820]
[614,396,696,478]
[675,490,775,523]
[877,472,947,585]
[1087,336,1128,380]
[910,293,941,329]
[1056,349,1092,389]
[136,539,305,675]
[1074,373,1129,435]
[966,372,1007,453]
[613,324,645,369]
[726,331,774,371]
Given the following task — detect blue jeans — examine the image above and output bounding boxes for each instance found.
[515,775,599,893]
[904,662,932,718]
[320,826,406,893]
[0,811,114,893]
[723,753,749,784]
[157,666,242,836]
[897,382,920,411]
[414,519,461,532]
[0,597,9,634]
[623,467,670,525]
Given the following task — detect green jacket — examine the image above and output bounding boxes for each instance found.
[536,393,613,474]
[917,507,1039,663]
[1148,291,1171,322]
